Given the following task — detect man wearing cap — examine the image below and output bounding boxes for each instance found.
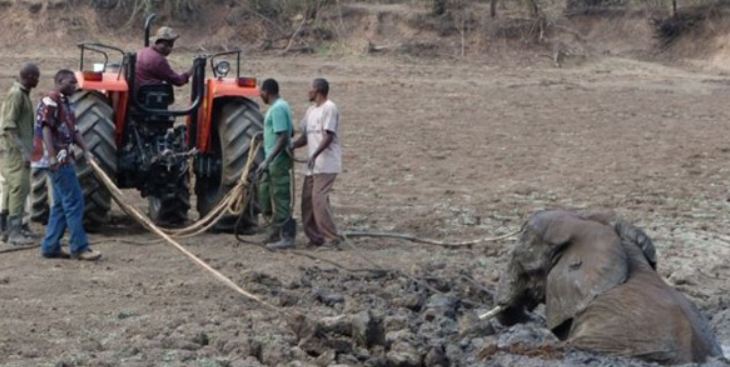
[136,26,192,89]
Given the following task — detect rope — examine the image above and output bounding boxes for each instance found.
[341,229,520,248]
[156,137,263,238]
[87,149,289,317]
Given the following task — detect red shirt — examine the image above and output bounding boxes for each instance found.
[31,91,77,168]
[135,47,190,89]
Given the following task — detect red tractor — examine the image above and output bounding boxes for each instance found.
[31,15,263,229]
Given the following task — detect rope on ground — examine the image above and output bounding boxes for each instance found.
[88,156,286,317]
[342,229,520,248]
[0,244,37,254]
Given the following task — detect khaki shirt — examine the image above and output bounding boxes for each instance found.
[0,82,34,157]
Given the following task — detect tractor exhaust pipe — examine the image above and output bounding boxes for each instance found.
[144,14,158,47]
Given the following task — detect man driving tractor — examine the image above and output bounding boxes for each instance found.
[136,26,192,89]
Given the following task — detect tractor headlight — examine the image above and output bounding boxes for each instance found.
[215,61,231,77]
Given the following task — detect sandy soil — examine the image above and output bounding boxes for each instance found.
[0,52,728,366]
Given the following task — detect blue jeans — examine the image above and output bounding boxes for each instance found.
[41,164,89,256]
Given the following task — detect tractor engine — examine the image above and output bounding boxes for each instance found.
[118,122,192,201]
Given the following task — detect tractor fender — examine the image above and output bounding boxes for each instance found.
[74,72,129,146]
[195,78,260,154]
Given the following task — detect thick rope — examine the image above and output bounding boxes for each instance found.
[88,156,286,315]
[159,138,263,238]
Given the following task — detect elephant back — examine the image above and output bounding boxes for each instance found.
[568,239,723,364]
[545,221,628,332]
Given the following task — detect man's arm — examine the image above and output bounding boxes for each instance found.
[308,131,334,168]
[2,92,31,163]
[292,132,307,149]
[260,133,289,170]
[42,126,58,169]
[157,58,190,86]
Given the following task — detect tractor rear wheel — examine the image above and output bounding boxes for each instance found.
[71,91,118,225]
[30,168,50,224]
[196,98,263,232]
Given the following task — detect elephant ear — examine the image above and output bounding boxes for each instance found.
[544,221,629,333]
[614,221,657,269]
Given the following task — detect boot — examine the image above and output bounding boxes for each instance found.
[266,236,295,251]
[266,218,296,251]
[0,211,7,243]
[7,215,34,246]
[20,221,40,240]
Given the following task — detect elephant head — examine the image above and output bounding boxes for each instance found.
[495,210,656,337]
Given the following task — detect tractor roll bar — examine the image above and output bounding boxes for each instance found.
[127,53,205,117]
[210,49,241,79]
[78,43,125,71]
[144,14,157,47]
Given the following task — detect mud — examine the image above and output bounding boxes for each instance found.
[0,50,730,366]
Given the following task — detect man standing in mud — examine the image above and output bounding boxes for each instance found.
[34,70,100,261]
[293,78,342,247]
[256,79,296,250]
[0,63,40,246]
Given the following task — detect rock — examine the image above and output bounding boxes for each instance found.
[335,353,361,365]
[424,345,448,367]
[424,295,459,320]
[259,335,293,366]
[385,329,417,348]
[314,349,335,366]
[242,271,282,288]
[364,357,388,367]
[352,311,385,348]
[219,336,252,355]
[384,313,409,332]
[19,0,43,13]
[393,292,427,312]
[193,332,210,346]
[497,323,559,349]
[444,343,463,365]
[317,314,352,336]
[386,341,422,367]
[314,288,345,306]
[230,357,266,367]
[278,290,300,307]
[458,313,495,338]
[298,335,327,357]
[47,0,67,9]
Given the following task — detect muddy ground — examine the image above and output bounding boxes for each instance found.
[0,52,729,366]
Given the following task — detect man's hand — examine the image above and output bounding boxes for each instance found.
[255,162,268,178]
[49,156,59,171]
[307,156,316,171]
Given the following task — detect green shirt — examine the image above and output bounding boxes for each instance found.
[0,82,34,156]
[263,98,293,158]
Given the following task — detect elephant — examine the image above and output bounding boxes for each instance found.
[494,209,723,365]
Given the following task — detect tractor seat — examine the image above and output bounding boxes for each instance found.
[135,84,175,129]
[137,84,174,109]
